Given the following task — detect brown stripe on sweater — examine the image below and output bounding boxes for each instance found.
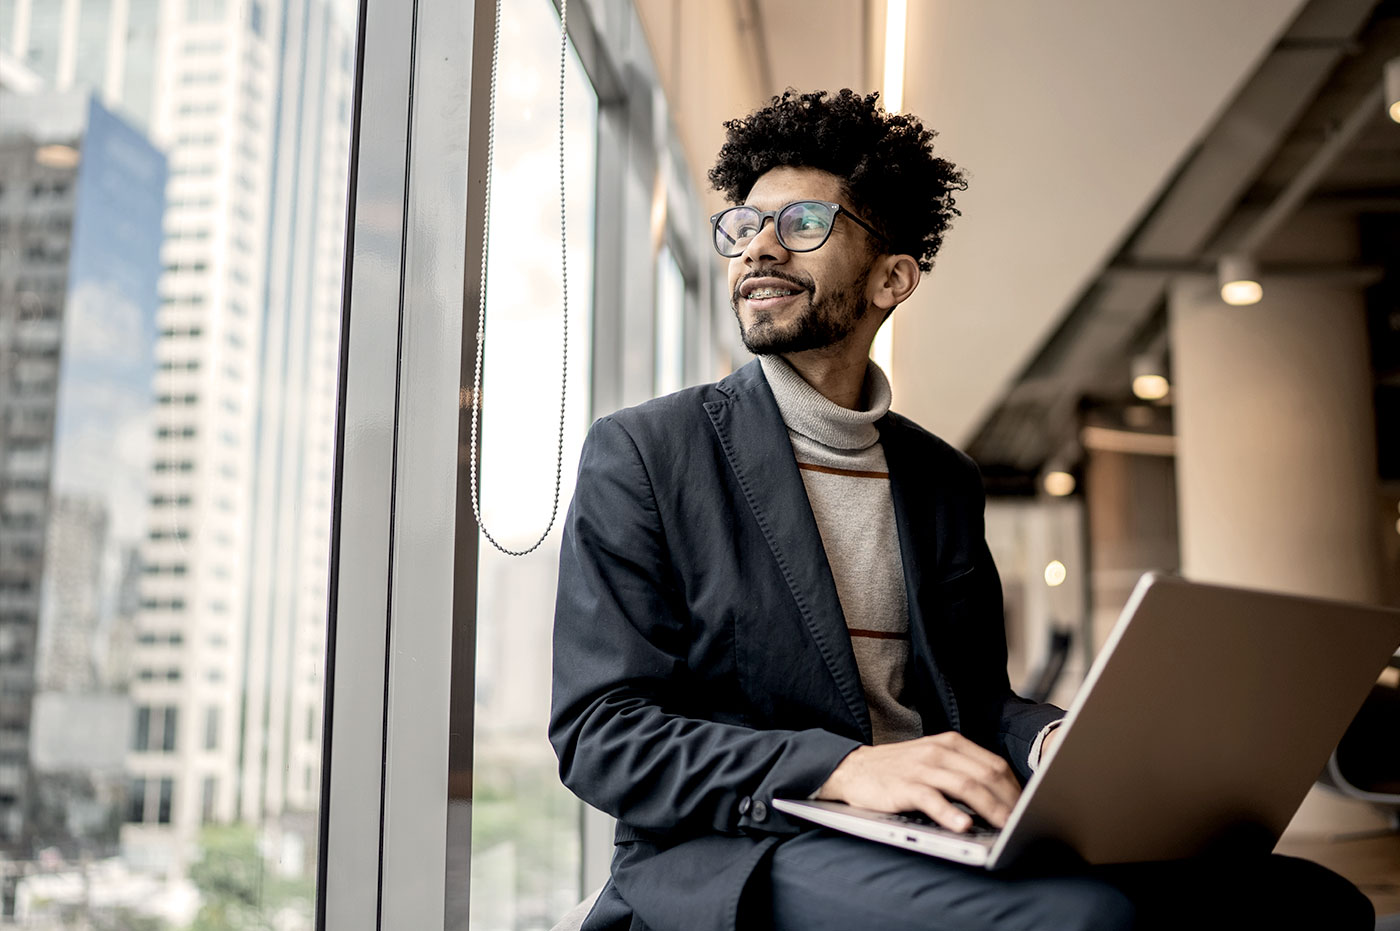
[847,628,908,640]
[798,462,889,480]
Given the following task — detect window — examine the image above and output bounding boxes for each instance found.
[127,778,147,823]
[161,706,178,752]
[654,244,687,395]
[4,1,355,918]
[6,0,726,925]
[201,776,217,823]
[133,706,152,752]
[467,1,597,924]
[156,778,173,824]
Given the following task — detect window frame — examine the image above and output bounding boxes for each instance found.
[319,0,725,926]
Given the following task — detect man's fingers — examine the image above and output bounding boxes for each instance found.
[917,766,1014,828]
[819,736,1027,831]
[923,745,1021,812]
[907,786,974,833]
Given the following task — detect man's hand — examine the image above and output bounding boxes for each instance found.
[815,731,1021,833]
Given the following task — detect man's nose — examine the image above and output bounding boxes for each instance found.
[741,217,788,264]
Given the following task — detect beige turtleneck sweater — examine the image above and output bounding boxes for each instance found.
[759,355,1062,766]
[760,354,923,745]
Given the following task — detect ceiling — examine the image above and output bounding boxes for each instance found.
[965,0,1400,486]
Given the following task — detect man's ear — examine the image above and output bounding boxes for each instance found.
[869,253,922,314]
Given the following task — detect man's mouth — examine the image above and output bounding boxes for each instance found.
[738,276,810,308]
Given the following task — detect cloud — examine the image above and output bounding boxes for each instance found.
[51,408,151,544]
[63,279,150,366]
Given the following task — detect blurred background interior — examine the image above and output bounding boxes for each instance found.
[0,0,1398,928]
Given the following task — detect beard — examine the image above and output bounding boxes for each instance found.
[731,264,874,355]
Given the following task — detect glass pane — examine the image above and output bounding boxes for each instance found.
[0,0,358,925]
[468,0,598,927]
[654,244,686,396]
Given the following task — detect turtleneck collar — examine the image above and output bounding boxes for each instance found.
[758,354,891,452]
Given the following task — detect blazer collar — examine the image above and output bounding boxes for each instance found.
[704,359,872,742]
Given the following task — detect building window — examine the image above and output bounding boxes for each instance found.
[201,776,217,823]
[156,778,174,824]
[161,706,178,752]
[204,706,219,751]
[653,244,687,396]
[127,778,147,823]
[133,706,151,752]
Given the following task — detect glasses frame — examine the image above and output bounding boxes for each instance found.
[709,200,889,258]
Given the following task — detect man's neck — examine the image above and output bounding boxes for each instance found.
[779,343,874,410]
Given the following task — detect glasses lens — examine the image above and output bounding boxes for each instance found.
[714,206,763,257]
[777,202,836,251]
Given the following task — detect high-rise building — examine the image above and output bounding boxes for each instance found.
[114,0,352,871]
[0,0,163,129]
[120,0,286,870]
[0,90,167,850]
[239,0,353,826]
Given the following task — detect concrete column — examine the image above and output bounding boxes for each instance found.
[1084,445,1180,654]
[1170,278,1381,602]
[1169,276,1384,837]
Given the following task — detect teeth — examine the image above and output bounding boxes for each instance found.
[749,287,796,299]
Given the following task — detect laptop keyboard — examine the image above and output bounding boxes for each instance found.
[881,806,1000,838]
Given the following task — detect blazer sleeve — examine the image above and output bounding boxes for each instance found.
[549,415,861,837]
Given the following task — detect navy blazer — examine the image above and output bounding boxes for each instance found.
[549,359,1063,931]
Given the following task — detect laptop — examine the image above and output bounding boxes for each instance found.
[773,572,1400,870]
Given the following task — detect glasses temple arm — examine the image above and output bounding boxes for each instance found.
[842,208,890,247]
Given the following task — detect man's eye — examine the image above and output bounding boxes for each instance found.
[795,216,825,231]
[735,224,759,238]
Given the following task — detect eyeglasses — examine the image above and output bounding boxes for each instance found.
[709,200,887,259]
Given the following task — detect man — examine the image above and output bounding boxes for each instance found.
[549,89,1371,931]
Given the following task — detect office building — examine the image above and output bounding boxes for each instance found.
[239,0,353,826]
[0,0,163,129]
[0,91,166,851]
[121,0,354,871]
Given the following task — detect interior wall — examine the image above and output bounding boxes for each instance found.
[633,0,766,220]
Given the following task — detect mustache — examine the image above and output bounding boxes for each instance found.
[732,269,813,304]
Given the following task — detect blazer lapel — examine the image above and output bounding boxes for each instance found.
[878,416,962,733]
[704,362,872,742]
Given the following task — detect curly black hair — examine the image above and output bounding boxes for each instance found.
[708,88,967,273]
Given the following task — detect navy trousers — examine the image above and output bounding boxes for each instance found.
[748,830,1375,931]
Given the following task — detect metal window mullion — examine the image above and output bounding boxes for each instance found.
[318,0,420,924]
[376,0,479,924]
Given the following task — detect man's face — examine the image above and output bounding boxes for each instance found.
[726,166,881,356]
